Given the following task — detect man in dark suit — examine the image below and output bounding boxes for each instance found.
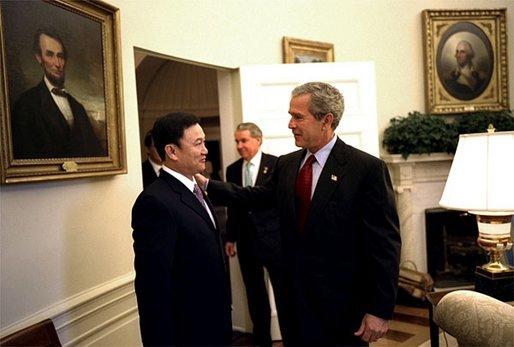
[11,27,104,159]
[141,130,162,188]
[225,122,288,347]
[132,112,232,346]
[199,82,401,346]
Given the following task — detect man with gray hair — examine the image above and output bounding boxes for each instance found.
[200,81,401,346]
[225,122,287,347]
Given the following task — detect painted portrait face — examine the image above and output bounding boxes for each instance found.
[455,41,472,67]
[172,123,208,178]
[288,93,326,153]
[36,34,66,87]
[235,129,261,161]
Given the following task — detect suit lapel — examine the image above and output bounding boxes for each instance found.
[287,150,305,230]
[233,159,243,186]
[306,139,348,230]
[160,171,217,230]
[255,153,273,186]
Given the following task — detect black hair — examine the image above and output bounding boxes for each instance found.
[152,112,200,160]
[143,130,153,148]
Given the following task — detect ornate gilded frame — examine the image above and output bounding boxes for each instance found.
[0,0,125,183]
[283,37,334,64]
[422,9,508,114]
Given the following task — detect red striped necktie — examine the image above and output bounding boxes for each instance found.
[295,155,316,232]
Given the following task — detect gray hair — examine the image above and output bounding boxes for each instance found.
[456,40,475,60]
[236,122,262,140]
[291,82,344,130]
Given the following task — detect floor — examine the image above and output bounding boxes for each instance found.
[232,304,438,347]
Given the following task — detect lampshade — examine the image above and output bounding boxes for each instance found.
[439,131,514,213]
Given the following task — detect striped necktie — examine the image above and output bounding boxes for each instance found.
[295,155,316,232]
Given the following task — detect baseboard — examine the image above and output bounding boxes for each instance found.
[0,272,141,347]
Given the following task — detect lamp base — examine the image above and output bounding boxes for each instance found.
[475,266,514,301]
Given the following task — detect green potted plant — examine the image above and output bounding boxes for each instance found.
[383,110,514,159]
[382,111,457,159]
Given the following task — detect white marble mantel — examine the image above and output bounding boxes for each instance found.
[382,153,454,272]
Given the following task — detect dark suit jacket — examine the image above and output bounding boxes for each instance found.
[11,80,105,159]
[142,159,158,188]
[225,153,281,264]
[208,138,401,344]
[132,170,232,346]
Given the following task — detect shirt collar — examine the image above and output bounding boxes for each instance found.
[244,149,262,168]
[161,165,197,192]
[44,76,66,94]
[306,135,337,167]
[148,158,162,176]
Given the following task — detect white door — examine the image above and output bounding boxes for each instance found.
[218,62,379,340]
[239,62,379,157]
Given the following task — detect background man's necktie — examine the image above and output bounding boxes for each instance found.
[244,162,253,187]
[295,155,316,232]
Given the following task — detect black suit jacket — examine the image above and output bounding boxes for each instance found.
[208,139,401,342]
[225,153,281,264]
[11,80,105,159]
[132,170,232,346]
[142,159,158,188]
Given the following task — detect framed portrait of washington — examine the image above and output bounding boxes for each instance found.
[283,37,334,64]
[0,0,125,184]
[422,9,509,114]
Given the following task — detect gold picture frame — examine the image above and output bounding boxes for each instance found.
[422,9,509,114]
[283,37,334,64]
[0,0,125,184]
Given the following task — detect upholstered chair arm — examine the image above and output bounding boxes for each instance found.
[433,290,514,347]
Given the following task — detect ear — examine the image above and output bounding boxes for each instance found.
[165,144,178,161]
[323,113,334,128]
[35,54,42,65]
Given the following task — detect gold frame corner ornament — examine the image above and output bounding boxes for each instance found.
[422,8,509,114]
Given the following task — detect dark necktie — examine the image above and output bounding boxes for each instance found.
[295,154,316,232]
[51,88,67,97]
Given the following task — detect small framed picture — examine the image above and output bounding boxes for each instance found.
[422,9,509,114]
[283,37,334,64]
[0,0,125,183]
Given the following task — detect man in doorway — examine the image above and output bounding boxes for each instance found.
[132,112,232,346]
[198,82,401,346]
[11,27,104,159]
[141,130,162,188]
[225,122,288,347]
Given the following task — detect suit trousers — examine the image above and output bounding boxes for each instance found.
[237,240,292,347]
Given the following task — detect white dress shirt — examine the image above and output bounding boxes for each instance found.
[44,76,74,127]
[298,135,338,198]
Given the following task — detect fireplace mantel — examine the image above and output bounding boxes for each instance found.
[382,153,454,272]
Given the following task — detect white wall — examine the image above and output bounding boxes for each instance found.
[1,0,513,342]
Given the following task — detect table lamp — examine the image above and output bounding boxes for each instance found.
[439,127,514,300]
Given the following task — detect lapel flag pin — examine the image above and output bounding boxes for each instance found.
[331,174,338,182]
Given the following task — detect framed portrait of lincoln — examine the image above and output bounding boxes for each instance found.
[422,9,509,114]
[0,0,125,184]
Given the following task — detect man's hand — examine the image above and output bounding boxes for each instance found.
[225,242,236,257]
[354,313,389,343]
[194,173,208,189]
